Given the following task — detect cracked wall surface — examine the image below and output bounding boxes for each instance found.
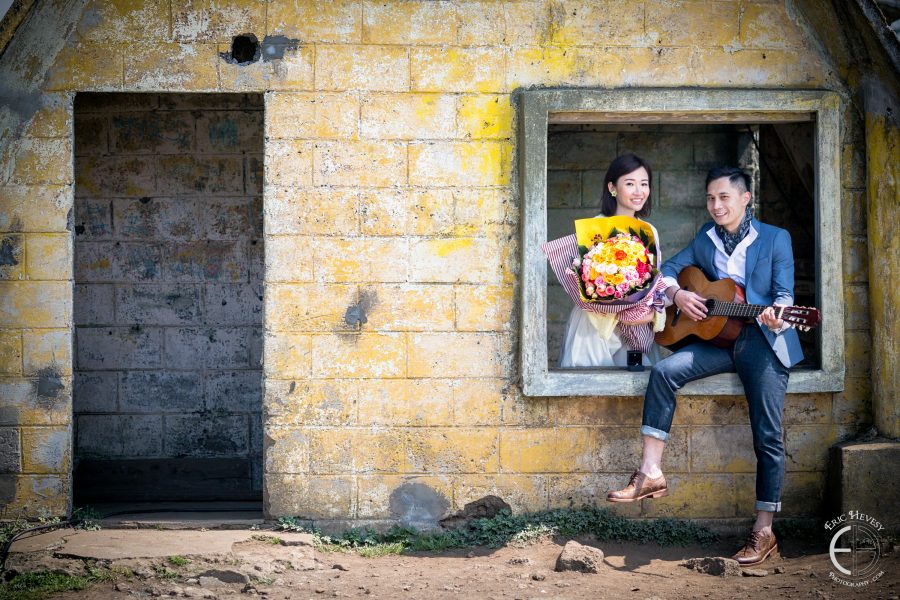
[0,0,891,525]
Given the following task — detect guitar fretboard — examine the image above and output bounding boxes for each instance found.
[707,300,772,319]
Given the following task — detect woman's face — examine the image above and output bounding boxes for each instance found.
[608,166,650,215]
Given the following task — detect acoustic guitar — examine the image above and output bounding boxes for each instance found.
[655,266,821,349]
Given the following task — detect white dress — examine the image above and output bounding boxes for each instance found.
[558,220,664,368]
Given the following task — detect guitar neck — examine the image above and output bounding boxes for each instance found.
[707,301,773,319]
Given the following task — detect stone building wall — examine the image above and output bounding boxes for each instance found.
[0,0,878,525]
[71,93,263,500]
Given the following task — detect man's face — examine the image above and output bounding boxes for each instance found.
[706,177,751,233]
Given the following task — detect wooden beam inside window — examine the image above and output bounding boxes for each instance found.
[548,111,816,124]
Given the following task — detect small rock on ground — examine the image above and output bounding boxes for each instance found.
[742,568,768,577]
[680,557,743,577]
[199,576,227,588]
[554,540,605,574]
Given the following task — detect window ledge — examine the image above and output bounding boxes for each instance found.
[524,369,845,397]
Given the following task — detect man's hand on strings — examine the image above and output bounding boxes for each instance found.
[673,288,708,321]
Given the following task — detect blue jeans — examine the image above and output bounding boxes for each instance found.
[641,324,790,512]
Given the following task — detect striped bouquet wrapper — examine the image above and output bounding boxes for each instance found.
[541,234,667,353]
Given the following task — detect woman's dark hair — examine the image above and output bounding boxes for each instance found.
[599,153,653,218]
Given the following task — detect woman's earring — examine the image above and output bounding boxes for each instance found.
[610,190,617,197]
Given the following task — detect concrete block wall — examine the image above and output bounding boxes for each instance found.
[0,0,876,523]
[545,124,740,365]
[72,93,263,500]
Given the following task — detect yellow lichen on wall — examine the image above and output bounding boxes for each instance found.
[0,0,878,522]
[864,111,900,437]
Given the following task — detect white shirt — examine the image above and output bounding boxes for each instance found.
[663,224,791,333]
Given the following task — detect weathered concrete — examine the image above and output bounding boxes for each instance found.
[828,440,900,535]
[863,81,900,439]
[11,529,301,559]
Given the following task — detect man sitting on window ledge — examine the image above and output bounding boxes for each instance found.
[606,166,803,567]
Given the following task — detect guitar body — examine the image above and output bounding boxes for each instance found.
[655,267,747,349]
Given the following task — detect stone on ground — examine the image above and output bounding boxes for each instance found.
[679,556,742,577]
[554,540,605,573]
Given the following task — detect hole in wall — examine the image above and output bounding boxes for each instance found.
[230,33,260,65]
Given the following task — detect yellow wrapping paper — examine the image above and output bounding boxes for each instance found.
[573,215,658,266]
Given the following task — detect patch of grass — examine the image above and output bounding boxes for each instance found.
[274,516,307,532]
[251,534,284,545]
[153,564,179,580]
[275,506,718,557]
[0,568,115,600]
[85,566,116,582]
[0,519,30,548]
[71,507,103,531]
[167,555,190,567]
[109,565,134,579]
[357,542,406,558]
[508,523,556,547]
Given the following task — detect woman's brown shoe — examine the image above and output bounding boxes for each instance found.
[606,470,668,503]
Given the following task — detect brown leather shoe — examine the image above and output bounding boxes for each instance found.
[606,470,668,503]
[732,529,778,566]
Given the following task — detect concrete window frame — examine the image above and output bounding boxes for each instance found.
[519,88,844,397]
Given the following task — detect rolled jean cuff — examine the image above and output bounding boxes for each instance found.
[640,425,670,442]
[755,500,781,512]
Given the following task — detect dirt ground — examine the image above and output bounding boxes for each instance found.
[9,530,899,600]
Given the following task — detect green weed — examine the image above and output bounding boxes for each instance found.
[167,555,190,567]
[274,516,307,532]
[0,569,115,600]
[357,542,406,558]
[0,520,30,548]
[251,534,284,545]
[153,565,179,580]
[71,507,103,532]
[277,506,717,556]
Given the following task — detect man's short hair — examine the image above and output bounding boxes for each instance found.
[705,166,752,195]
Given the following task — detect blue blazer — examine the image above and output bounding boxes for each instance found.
[661,219,804,368]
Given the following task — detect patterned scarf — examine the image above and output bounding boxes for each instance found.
[715,206,753,255]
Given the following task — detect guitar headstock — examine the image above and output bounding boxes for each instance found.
[781,306,821,330]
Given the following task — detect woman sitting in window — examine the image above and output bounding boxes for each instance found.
[559,153,664,368]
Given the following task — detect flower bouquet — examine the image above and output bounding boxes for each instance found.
[574,231,656,301]
[541,216,666,353]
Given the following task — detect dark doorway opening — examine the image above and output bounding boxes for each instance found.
[72,93,264,503]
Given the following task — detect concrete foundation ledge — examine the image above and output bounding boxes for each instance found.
[827,439,900,536]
